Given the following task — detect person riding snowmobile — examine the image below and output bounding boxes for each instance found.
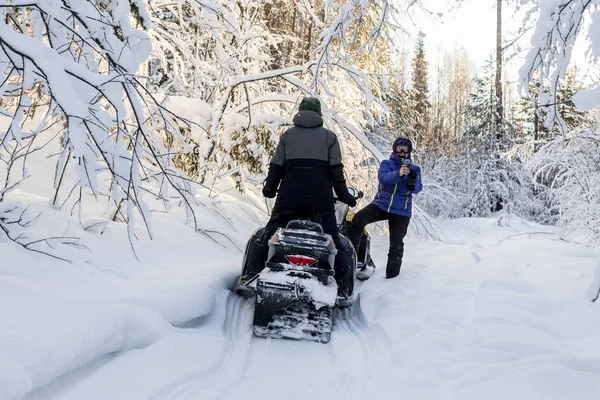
[347,137,422,278]
[243,97,357,299]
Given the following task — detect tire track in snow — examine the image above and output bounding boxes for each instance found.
[150,292,253,400]
[331,295,388,400]
[153,285,388,400]
[215,286,389,400]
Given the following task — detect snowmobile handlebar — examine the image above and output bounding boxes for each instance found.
[333,190,363,202]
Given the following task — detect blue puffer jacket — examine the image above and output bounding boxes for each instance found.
[371,153,422,217]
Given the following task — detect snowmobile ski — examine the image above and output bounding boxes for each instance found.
[356,258,376,281]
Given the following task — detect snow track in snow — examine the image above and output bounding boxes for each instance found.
[151,292,253,400]
[330,297,386,400]
[218,295,378,400]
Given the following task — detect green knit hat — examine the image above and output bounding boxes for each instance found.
[298,97,322,115]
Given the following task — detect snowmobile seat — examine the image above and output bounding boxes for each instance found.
[285,220,323,234]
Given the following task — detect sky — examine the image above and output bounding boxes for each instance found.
[418,0,499,68]
[402,0,596,90]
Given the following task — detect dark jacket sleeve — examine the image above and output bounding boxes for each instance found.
[264,133,286,193]
[327,131,354,205]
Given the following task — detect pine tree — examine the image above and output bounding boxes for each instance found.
[411,36,430,148]
[514,68,589,152]
[464,61,496,152]
[556,68,588,132]
[461,59,524,214]
[375,76,418,151]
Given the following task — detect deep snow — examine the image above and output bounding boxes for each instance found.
[3,208,600,399]
[2,130,600,400]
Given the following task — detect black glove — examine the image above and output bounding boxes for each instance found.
[407,168,417,191]
[263,163,283,199]
[262,186,276,198]
[345,196,357,208]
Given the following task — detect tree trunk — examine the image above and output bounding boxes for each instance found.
[534,95,540,152]
[495,0,503,145]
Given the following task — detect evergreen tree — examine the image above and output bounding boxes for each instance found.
[411,36,430,148]
[464,62,496,151]
[514,68,589,152]
[369,75,418,152]
[458,60,535,216]
[556,68,589,132]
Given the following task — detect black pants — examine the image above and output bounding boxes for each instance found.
[348,203,410,278]
[245,205,354,296]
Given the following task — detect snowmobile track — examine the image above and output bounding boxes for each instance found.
[331,296,383,400]
[152,289,386,400]
[150,292,253,400]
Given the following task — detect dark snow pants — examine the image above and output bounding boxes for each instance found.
[245,205,354,296]
[348,203,410,278]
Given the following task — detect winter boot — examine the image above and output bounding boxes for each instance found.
[242,232,269,281]
[334,236,356,307]
[347,222,363,253]
[385,243,404,279]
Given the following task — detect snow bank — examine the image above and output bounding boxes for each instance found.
[0,150,267,400]
[0,194,261,400]
[0,353,31,400]
[0,286,173,400]
[0,106,257,398]
[125,282,216,327]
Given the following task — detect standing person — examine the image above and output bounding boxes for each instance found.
[348,137,422,279]
[243,97,357,299]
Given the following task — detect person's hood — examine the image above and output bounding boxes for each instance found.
[292,110,323,128]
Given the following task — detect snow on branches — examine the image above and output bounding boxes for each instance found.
[518,0,600,133]
[0,1,197,254]
[528,123,600,245]
[145,0,396,193]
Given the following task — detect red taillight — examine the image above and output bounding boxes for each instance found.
[285,254,317,266]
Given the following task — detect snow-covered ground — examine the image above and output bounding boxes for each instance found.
[3,194,600,399]
[0,130,269,400]
[2,129,600,400]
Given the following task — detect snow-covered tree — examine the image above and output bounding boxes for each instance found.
[518,0,600,133]
[0,1,198,254]
[411,36,430,147]
[142,0,399,196]
[527,120,600,244]
[418,60,542,220]
[513,68,590,153]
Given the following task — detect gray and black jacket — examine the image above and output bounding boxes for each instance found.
[264,110,354,211]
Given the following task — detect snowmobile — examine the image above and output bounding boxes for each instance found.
[234,188,375,343]
[337,195,376,282]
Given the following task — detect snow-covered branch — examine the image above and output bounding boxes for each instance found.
[145,0,396,194]
[519,0,599,134]
[527,124,600,244]
[0,1,199,252]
